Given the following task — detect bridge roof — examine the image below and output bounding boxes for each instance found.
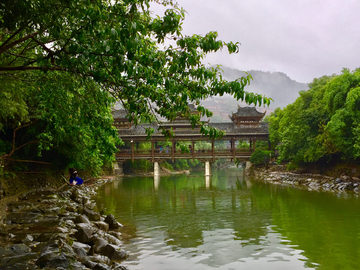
[117,122,269,141]
[231,106,266,117]
[112,109,128,119]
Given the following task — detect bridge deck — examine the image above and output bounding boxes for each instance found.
[116,149,253,161]
[116,122,269,162]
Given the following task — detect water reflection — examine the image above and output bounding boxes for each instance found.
[95,169,360,270]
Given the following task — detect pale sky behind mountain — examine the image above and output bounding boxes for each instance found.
[151,0,360,83]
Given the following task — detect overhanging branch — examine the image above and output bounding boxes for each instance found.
[0,31,40,55]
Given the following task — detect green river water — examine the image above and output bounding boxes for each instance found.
[94,168,360,270]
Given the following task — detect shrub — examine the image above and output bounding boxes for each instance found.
[250,149,273,165]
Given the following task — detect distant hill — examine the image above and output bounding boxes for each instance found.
[201,66,309,122]
[114,67,309,123]
[220,67,309,109]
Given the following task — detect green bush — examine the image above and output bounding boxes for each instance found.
[250,149,273,165]
[161,161,174,171]
[131,160,152,172]
[173,159,189,170]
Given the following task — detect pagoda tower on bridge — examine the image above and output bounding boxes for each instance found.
[229,105,266,127]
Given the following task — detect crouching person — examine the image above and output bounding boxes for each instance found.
[68,168,84,185]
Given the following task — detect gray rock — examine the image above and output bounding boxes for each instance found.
[70,189,87,204]
[108,231,122,240]
[74,223,94,243]
[0,244,31,257]
[94,221,110,231]
[58,239,77,257]
[105,233,123,246]
[93,263,112,270]
[100,244,129,261]
[64,219,76,228]
[88,254,111,265]
[335,178,343,183]
[83,207,101,221]
[72,241,91,252]
[112,262,129,270]
[75,214,91,224]
[83,259,98,269]
[36,252,73,269]
[74,246,88,259]
[0,252,37,265]
[104,214,123,229]
[22,234,34,244]
[70,261,89,269]
[93,237,109,253]
[66,204,78,212]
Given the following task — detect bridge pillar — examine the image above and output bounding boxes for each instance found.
[154,161,160,177]
[205,175,211,188]
[205,161,211,176]
[154,174,160,190]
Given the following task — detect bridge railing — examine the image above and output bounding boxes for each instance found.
[116,147,253,160]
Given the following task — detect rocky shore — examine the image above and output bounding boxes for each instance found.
[249,165,360,193]
[0,177,129,270]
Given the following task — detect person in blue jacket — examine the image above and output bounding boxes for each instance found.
[68,168,83,185]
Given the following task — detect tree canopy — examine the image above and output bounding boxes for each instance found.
[0,0,271,173]
[269,68,360,165]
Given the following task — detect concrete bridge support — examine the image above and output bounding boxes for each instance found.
[205,175,211,188]
[205,161,211,176]
[154,161,160,177]
[154,175,160,190]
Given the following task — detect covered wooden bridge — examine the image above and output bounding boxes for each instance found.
[113,105,269,175]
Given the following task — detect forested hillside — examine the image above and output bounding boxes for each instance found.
[268,68,360,166]
[200,67,308,122]
[221,66,308,109]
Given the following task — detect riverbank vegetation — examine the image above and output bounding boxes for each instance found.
[0,0,271,180]
[268,68,360,168]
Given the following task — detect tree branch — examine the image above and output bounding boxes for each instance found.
[0,31,40,55]
[0,66,63,71]
[0,24,29,51]
[31,37,54,55]
[5,158,52,165]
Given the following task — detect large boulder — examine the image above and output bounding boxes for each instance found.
[74,223,94,243]
[75,214,91,224]
[94,221,110,231]
[100,244,129,261]
[93,237,109,253]
[104,214,123,229]
[72,241,91,252]
[83,207,101,221]
[104,233,123,246]
[36,252,74,269]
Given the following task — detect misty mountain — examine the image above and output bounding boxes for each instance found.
[220,66,309,109]
[114,67,309,123]
[200,66,309,122]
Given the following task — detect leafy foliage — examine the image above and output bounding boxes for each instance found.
[249,149,272,165]
[269,68,360,165]
[0,0,271,173]
[0,71,119,173]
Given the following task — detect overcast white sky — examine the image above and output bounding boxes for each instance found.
[152,0,360,83]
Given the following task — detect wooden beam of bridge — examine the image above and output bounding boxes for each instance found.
[115,122,269,162]
[116,149,253,162]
